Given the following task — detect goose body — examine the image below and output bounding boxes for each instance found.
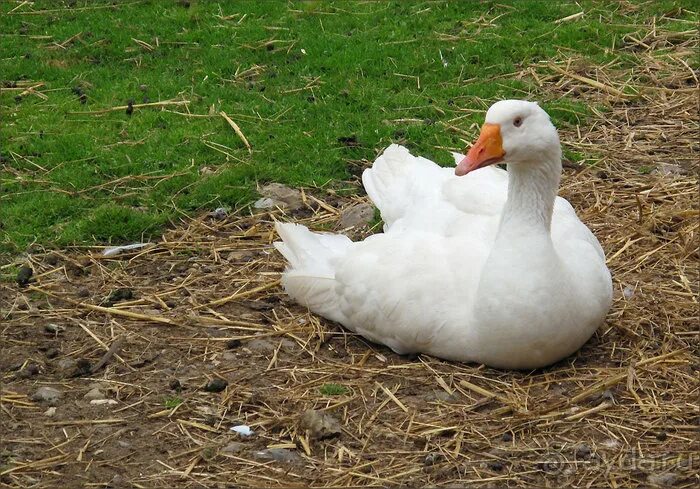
[275,100,612,369]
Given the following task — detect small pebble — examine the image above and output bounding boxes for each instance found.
[246,338,275,354]
[106,288,133,305]
[423,452,441,466]
[487,461,504,472]
[17,363,40,378]
[226,339,241,349]
[209,207,228,220]
[57,357,77,374]
[599,389,615,402]
[647,472,677,487]
[31,386,62,406]
[253,197,280,209]
[44,407,56,416]
[299,409,342,440]
[45,348,59,359]
[601,438,621,449]
[573,443,592,459]
[339,203,375,230]
[259,183,304,210]
[75,358,92,376]
[252,448,301,463]
[16,265,33,287]
[221,442,245,454]
[204,378,228,393]
[279,338,297,353]
[107,474,127,489]
[655,163,686,177]
[501,432,513,442]
[84,388,106,401]
[44,323,65,335]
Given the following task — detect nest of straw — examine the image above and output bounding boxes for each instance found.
[1,18,698,489]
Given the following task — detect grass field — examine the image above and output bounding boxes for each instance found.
[1,0,695,259]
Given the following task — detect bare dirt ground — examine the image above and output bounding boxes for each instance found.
[1,20,698,489]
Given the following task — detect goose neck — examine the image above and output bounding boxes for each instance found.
[497,157,561,237]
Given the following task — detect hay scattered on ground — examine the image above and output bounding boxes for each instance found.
[1,18,698,489]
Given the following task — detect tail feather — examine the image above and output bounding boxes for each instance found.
[274,222,350,275]
[274,222,351,322]
[362,144,444,228]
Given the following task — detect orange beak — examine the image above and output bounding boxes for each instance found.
[455,123,506,176]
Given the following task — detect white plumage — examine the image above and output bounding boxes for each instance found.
[275,100,612,369]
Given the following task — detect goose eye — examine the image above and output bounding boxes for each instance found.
[513,117,523,127]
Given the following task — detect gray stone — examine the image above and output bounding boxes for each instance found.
[647,472,677,487]
[654,163,686,177]
[279,338,297,353]
[259,183,303,210]
[601,438,620,449]
[598,389,615,402]
[204,378,228,393]
[339,203,374,229]
[299,409,342,440]
[16,363,40,378]
[221,442,246,454]
[57,358,77,374]
[253,197,279,209]
[222,351,237,362]
[31,386,62,406]
[107,474,128,489]
[424,452,441,466]
[44,323,65,334]
[486,460,504,472]
[209,207,228,220]
[573,443,592,459]
[83,388,106,401]
[246,338,275,354]
[252,448,301,463]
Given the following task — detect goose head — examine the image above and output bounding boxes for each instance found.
[455,100,561,176]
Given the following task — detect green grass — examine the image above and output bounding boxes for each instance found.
[163,396,184,409]
[319,383,349,396]
[1,0,696,258]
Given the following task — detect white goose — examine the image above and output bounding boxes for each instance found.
[275,100,612,369]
